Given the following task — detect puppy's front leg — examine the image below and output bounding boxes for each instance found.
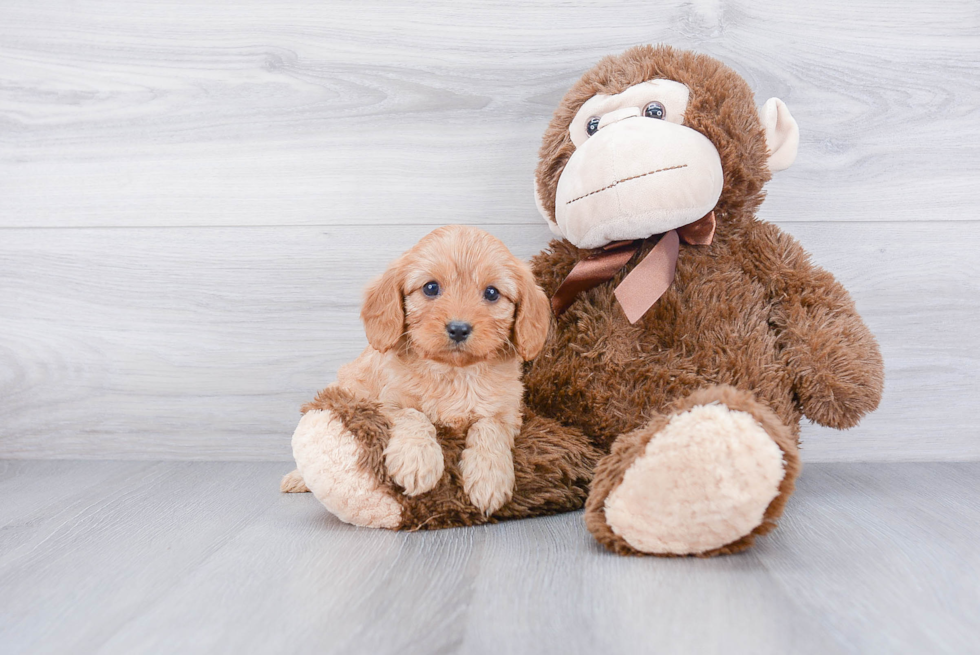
[384,408,444,496]
[460,415,518,515]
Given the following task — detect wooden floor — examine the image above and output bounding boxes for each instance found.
[0,461,976,654]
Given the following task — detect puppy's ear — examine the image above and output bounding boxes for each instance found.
[511,259,551,361]
[361,261,405,353]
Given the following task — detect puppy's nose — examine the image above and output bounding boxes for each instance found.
[446,321,472,343]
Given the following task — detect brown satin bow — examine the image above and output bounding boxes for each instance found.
[551,211,716,323]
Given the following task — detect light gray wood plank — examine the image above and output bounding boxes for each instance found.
[0,461,281,654]
[759,463,980,654]
[0,460,152,560]
[0,0,977,228]
[458,513,841,655]
[1,222,976,461]
[103,510,842,655]
[0,461,977,654]
[99,490,482,655]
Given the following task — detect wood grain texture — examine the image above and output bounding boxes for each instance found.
[0,0,977,227]
[0,461,976,654]
[1,221,977,461]
[1,0,977,462]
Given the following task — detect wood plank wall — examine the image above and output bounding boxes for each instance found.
[1,0,978,461]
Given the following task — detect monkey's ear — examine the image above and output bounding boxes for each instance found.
[760,98,799,173]
[361,264,405,353]
[511,259,552,361]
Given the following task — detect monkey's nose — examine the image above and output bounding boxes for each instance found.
[446,321,472,343]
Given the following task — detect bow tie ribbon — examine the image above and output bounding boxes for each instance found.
[550,211,716,323]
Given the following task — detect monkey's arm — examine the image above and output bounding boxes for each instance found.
[743,222,884,429]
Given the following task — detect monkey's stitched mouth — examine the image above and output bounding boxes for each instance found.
[566,164,688,205]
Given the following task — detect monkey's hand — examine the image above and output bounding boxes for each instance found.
[773,298,884,429]
[750,225,884,430]
[383,408,444,496]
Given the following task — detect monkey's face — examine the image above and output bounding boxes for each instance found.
[534,48,799,251]
[547,79,723,249]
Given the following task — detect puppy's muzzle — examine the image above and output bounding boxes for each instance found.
[446,321,472,343]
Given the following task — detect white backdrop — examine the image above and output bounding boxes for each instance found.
[1,0,977,461]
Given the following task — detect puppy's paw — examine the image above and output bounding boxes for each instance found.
[385,437,444,496]
[460,447,515,515]
[384,411,444,496]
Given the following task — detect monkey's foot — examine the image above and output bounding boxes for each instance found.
[280,468,309,493]
[586,386,799,556]
[292,409,402,529]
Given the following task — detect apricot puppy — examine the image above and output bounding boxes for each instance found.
[330,226,550,514]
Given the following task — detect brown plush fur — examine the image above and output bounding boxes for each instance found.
[302,385,396,490]
[302,385,599,529]
[524,221,884,446]
[290,45,884,557]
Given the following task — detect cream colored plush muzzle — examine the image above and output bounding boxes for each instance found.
[554,117,724,250]
[536,76,798,250]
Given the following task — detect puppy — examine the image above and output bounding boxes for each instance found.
[292,226,551,515]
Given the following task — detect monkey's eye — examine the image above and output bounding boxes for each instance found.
[422,281,440,297]
[585,116,601,136]
[643,101,666,119]
[483,286,500,302]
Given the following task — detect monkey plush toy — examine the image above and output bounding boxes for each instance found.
[286,45,884,557]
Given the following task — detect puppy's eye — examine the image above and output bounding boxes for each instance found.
[643,101,666,120]
[585,116,600,136]
[422,281,440,297]
[483,286,500,302]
